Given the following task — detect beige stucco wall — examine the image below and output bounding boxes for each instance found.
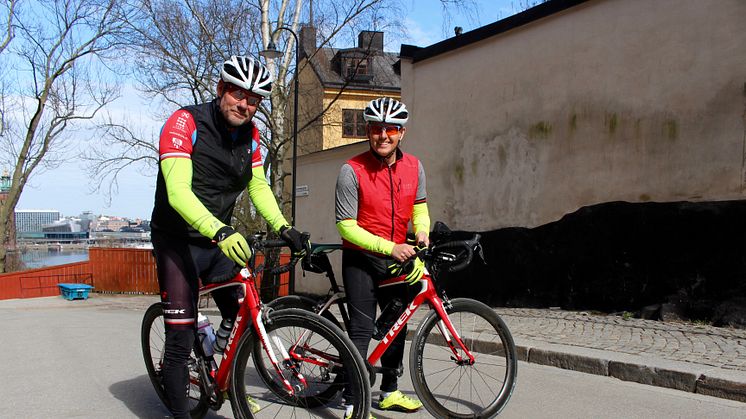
[293,0,746,292]
[294,142,368,294]
[399,0,746,230]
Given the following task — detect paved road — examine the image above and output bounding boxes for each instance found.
[2,294,745,418]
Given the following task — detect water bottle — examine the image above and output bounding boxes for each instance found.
[196,312,216,357]
[213,318,234,353]
[373,298,403,340]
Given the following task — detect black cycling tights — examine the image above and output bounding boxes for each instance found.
[152,231,240,418]
[342,249,415,399]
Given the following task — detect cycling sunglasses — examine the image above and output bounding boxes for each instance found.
[225,84,262,106]
[367,124,402,136]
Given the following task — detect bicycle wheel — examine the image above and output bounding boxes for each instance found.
[141,303,209,418]
[230,308,371,419]
[410,298,517,418]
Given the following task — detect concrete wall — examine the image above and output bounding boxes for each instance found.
[293,0,746,293]
[295,142,368,294]
[399,0,746,230]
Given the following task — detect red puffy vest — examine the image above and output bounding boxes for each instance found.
[343,150,421,254]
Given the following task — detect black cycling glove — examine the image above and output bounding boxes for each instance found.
[280,226,308,255]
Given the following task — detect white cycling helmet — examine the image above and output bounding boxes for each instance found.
[220,55,273,98]
[363,97,409,126]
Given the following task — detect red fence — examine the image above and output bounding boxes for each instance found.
[0,248,291,300]
[0,262,91,299]
[89,248,159,294]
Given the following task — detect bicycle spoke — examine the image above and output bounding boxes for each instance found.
[411,300,517,417]
[231,310,370,418]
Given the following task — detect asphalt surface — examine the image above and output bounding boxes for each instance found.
[2,294,744,418]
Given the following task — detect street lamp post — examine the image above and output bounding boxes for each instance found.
[261,26,300,227]
[261,26,300,294]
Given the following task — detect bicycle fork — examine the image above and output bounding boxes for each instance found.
[254,308,309,394]
[430,295,476,366]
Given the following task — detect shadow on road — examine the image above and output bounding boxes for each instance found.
[110,374,231,418]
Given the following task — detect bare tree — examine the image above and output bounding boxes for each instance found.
[0,0,19,137]
[259,0,398,207]
[82,0,265,232]
[84,0,399,233]
[0,0,133,272]
[0,0,15,53]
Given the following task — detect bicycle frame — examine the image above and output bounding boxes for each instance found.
[199,266,304,398]
[295,244,478,374]
[367,273,475,367]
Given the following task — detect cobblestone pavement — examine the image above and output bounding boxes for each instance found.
[495,308,746,372]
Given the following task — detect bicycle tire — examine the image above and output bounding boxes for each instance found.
[410,298,517,418]
[229,308,371,418]
[268,295,343,330]
[266,295,351,403]
[141,303,210,419]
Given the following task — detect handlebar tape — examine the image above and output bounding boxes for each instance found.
[429,236,480,272]
[262,239,289,248]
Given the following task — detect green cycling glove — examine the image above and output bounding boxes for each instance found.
[387,256,426,285]
[405,257,425,285]
[213,226,251,266]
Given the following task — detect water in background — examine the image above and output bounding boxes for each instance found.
[20,249,89,269]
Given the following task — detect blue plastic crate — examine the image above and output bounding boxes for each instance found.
[58,283,94,300]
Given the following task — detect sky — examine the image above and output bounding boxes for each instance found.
[15,0,525,220]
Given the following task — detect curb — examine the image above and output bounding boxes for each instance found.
[518,342,746,403]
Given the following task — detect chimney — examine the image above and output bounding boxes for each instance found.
[358,31,383,53]
[299,25,317,59]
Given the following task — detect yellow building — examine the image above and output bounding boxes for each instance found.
[295,27,401,156]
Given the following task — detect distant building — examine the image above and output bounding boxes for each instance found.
[78,211,97,232]
[15,209,61,233]
[42,219,88,241]
[0,169,15,249]
[43,219,81,233]
[0,169,9,194]
[96,215,129,232]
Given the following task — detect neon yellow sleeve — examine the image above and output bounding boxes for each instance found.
[336,219,395,256]
[161,158,225,238]
[412,202,430,235]
[248,165,289,232]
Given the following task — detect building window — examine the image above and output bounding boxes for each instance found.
[343,109,367,138]
[344,58,369,79]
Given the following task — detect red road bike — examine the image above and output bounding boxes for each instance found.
[141,234,371,418]
[269,223,518,418]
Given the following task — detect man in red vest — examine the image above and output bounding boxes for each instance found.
[335,97,429,417]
